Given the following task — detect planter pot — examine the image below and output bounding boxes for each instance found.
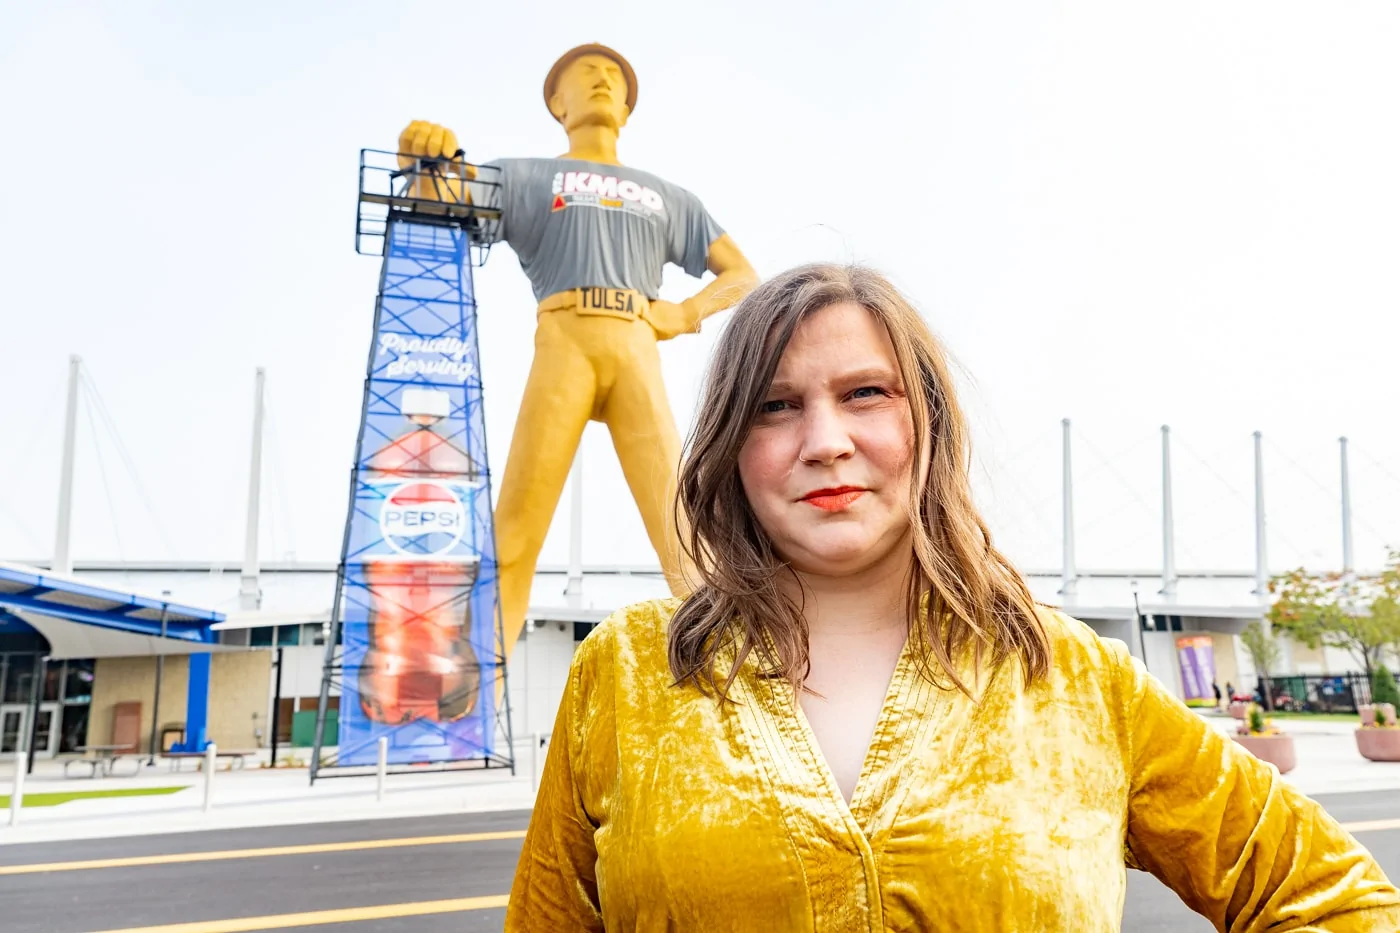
[1233,733,1296,774]
[1356,727,1400,762]
[1360,703,1396,727]
[1229,702,1248,720]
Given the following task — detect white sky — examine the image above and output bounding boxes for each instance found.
[2,1,1398,575]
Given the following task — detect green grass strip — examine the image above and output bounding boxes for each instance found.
[0,785,189,808]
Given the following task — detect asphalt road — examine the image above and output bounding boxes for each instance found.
[3,792,1400,932]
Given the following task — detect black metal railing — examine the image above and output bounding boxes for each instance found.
[356,148,503,260]
[1253,671,1395,713]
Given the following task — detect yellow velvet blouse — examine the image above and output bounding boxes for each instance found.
[506,599,1399,931]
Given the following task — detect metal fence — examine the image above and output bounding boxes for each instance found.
[1254,672,1394,713]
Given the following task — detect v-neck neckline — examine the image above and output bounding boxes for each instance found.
[790,634,917,827]
[723,623,973,930]
[740,631,963,845]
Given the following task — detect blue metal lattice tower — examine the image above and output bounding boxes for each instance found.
[311,152,512,781]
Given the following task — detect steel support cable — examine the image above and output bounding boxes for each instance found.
[1349,443,1400,549]
[970,452,1060,555]
[1171,433,1312,569]
[79,368,179,558]
[1071,427,1191,565]
[1013,427,1156,525]
[79,377,128,571]
[976,423,1065,550]
[1352,442,1400,491]
[262,396,299,560]
[0,379,59,552]
[1264,436,1394,563]
[1190,434,1321,568]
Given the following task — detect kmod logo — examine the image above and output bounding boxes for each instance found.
[379,481,467,556]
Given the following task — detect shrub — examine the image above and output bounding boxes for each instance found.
[1373,667,1400,710]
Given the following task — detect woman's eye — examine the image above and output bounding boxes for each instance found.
[850,386,885,400]
[760,399,788,414]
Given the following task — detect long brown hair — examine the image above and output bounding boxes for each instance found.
[668,263,1050,698]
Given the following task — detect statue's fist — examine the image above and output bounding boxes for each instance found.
[644,299,702,341]
[397,120,468,174]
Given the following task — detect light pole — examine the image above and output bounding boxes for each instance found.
[147,593,170,766]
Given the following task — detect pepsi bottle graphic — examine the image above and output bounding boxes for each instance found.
[358,388,482,725]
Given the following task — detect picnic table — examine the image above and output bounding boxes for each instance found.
[166,749,257,772]
[65,744,140,778]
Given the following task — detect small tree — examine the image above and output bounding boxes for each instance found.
[1378,550,1400,666]
[1240,620,1281,709]
[1268,554,1400,680]
[1373,666,1400,710]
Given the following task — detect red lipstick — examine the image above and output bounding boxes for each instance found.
[800,487,865,512]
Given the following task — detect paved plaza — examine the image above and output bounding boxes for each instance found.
[4,717,1400,931]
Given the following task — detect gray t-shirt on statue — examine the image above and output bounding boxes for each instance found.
[470,158,724,301]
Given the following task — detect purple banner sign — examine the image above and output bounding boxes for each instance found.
[1176,635,1217,707]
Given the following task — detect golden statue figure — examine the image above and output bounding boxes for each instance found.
[396,43,758,656]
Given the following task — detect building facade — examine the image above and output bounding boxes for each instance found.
[2,558,1368,763]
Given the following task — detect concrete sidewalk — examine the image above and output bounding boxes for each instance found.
[1197,712,1400,796]
[5,719,1400,847]
[1199,709,1360,736]
[0,740,544,846]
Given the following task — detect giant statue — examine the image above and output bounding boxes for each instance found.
[396,44,758,656]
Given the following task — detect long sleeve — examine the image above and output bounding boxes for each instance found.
[505,641,604,931]
[1118,644,1400,931]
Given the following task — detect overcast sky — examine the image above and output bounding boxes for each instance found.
[2,1,1398,577]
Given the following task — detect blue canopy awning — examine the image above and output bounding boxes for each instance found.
[0,561,226,658]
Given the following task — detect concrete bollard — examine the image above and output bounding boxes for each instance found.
[530,733,539,791]
[8,751,24,827]
[376,737,388,803]
[203,743,217,812]
[530,733,549,792]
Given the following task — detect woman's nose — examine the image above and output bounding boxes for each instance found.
[798,404,855,465]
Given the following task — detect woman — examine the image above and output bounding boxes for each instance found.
[506,264,1398,930]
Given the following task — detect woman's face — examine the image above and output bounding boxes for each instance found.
[738,302,917,578]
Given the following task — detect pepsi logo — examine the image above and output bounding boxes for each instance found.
[379,481,467,556]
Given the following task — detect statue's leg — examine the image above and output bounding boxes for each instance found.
[495,313,597,658]
[603,320,695,597]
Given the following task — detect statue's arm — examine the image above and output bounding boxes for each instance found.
[646,234,758,340]
[682,234,759,326]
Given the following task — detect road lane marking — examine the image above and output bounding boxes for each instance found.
[48,819,1400,933]
[8,816,1397,880]
[0,830,526,875]
[84,896,510,932]
[1339,818,1400,834]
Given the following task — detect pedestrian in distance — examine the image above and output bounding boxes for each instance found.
[506,264,1400,931]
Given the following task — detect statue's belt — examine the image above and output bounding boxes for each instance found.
[537,287,651,322]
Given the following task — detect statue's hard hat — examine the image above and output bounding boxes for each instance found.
[543,44,638,119]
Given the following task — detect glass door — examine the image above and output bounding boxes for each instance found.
[1,704,27,754]
[0,703,61,757]
[34,703,60,756]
